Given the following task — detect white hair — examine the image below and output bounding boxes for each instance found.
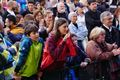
[68,12,77,21]
[100,11,114,22]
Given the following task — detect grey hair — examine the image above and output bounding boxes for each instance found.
[100,11,114,22]
[57,2,64,8]
[0,16,4,28]
[68,12,77,21]
[89,27,105,40]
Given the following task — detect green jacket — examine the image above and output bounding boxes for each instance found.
[15,36,44,77]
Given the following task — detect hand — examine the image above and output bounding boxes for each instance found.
[4,27,10,35]
[80,62,88,68]
[13,72,21,80]
[112,43,118,49]
[63,33,70,41]
[37,71,43,78]
[112,49,120,56]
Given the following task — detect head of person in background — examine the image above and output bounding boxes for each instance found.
[57,2,66,14]
[16,14,24,27]
[100,11,114,28]
[87,0,98,12]
[33,10,44,26]
[90,27,105,43]
[12,1,21,14]
[76,3,85,15]
[68,12,77,24]
[7,1,16,12]
[1,0,7,9]
[24,14,35,23]
[5,14,16,29]
[44,9,54,26]
[27,0,35,13]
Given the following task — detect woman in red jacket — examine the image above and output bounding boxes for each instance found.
[41,18,77,80]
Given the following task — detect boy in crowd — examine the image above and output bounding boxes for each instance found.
[13,23,44,80]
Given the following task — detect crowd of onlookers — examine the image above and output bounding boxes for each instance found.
[0,0,120,80]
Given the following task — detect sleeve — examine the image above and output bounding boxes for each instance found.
[7,32,23,44]
[86,42,113,61]
[14,39,30,73]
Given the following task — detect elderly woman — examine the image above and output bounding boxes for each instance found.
[86,27,120,80]
[68,12,88,51]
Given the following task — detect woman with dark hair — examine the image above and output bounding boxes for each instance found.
[41,18,77,80]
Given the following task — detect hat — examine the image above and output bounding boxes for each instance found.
[87,0,96,5]
[7,14,16,25]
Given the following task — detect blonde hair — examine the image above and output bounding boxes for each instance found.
[89,27,105,40]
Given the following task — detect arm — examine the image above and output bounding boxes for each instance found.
[14,39,31,73]
[7,32,23,44]
[86,41,113,61]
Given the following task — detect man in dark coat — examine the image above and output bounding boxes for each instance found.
[85,0,102,38]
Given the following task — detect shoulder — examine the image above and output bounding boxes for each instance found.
[87,40,96,46]
[38,37,44,44]
[21,36,32,47]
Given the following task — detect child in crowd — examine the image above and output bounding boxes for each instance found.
[13,23,44,80]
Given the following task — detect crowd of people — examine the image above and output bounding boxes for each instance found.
[0,0,120,80]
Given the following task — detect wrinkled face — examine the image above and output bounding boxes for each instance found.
[57,3,66,13]
[29,32,39,41]
[96,32,105,43]
[89,2,98,11]
[28,3,34,12]
[71,15,77,23]
[102,15,113,27]
[58,23,69,36]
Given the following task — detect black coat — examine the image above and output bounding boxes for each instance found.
[85,9,102,38]
[101,25,120,47]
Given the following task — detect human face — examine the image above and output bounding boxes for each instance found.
[45,13,53,22]
[96,32,105,43]
[89,2,98,11]
[57,3,65,13]
[77,7,84,14]
[36,12,43,22]
[58,23,69,36]
[71,15,77,23]
[28,3,34,12]
[29,32,39,41]
[103,16,113,27]
[5,18,11,27]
